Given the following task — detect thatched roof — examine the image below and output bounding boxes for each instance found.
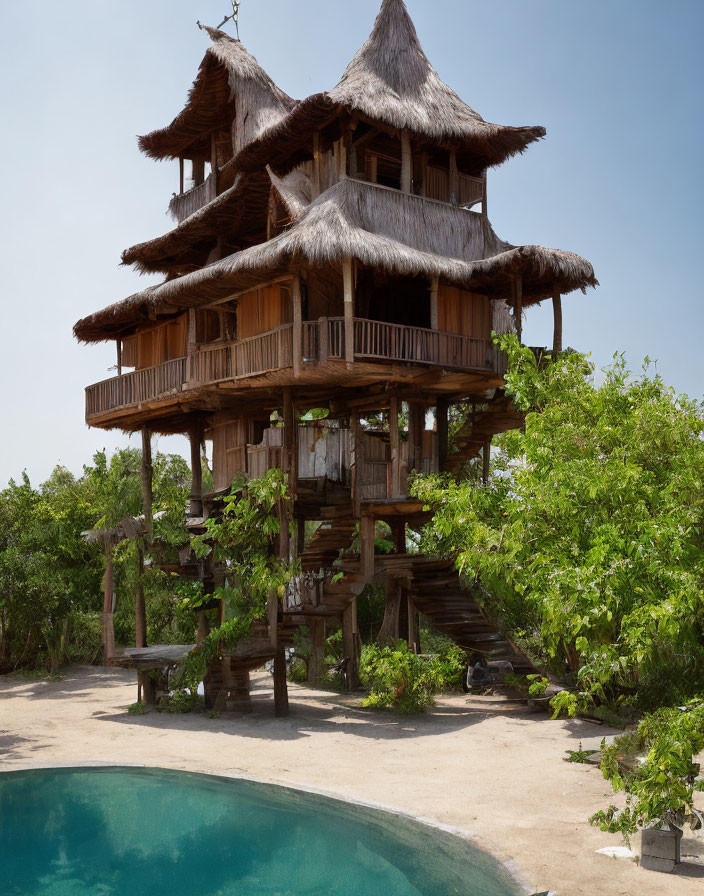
[121,170,272,276]
[139,27,295,161]
[74,178,596,343]
[234,0,545,175]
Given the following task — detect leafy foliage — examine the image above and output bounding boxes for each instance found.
[176,470,297,690]
[413,336,704,711]
[360,642,441,713]
[590,701,704,842]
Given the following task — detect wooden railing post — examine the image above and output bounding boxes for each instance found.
[318,317,329,362]
[343,258,354,368]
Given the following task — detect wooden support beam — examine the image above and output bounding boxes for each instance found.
[513,276,523,343]
[482,438,491,484]
[292,276,302,378]
[389,396,401,497]
[337,137,348,181]
[342,599,361,689]
[437,398,449,470]
[141,428,153,546]
[273,645,289,717]
[401,131,412,193]
[308,618,325,682]
[407,593,420,654]
[481,169,488,218]
[179,157,184,195]
[116,340,122,377]
[189,423,203,518]
[377,577,401,646]
[102,544,115,666]
[552,285,563,354]
[392,519,406,554]
[360,513,375,581]
[343,258,354,368]
[429,275,439,331]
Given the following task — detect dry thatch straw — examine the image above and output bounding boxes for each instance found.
[234,0,545,176]
[74,178,596,343]
[139,27,295,161]
[121,170,272,276]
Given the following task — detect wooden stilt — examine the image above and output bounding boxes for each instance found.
[273,645,289,717]
[360,513,375,582]
[189,423,203,518]
[513,276,523,343]
[308,618,326,682]
[392,520,406,554]
[342,599,361,689]
[377,577,401,645]
[437,398,449,471]
[482,439,491,484]
[552,286,563,354]
[141,428,153,545]
[389,396,401,497]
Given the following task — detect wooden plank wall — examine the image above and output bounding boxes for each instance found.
[136,315,187,370]
[437,286,490,339]
[211,418,249,492]
[237,286,292,339]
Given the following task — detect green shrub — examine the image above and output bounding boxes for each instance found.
[590,700,704,844]
[127,702,149,715]
[360,642,440,713]
[158,689,202,714]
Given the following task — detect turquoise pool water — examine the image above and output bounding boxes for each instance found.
[0,767,521,896]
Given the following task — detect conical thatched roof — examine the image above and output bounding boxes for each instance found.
[74,179,596,343]
[139,27,295,161]
[234,0,545,175]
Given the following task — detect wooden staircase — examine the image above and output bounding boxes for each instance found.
[408,558,534,673]
[444,393,523,475]
[301,512,357,572]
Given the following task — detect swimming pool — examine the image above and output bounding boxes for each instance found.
[0,767,523,896]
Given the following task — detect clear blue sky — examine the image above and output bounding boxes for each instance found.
[1,0,702,484]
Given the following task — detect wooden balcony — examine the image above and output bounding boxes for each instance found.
[168,171,217,224]
[85,319,506,421]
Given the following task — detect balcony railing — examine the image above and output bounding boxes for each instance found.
[86,319,505,419]
[168,172,217,224]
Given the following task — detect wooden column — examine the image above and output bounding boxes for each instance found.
[343,258,354,368]
[179,157,184,194]
[407,594,420,653]
[116,340,122,377]
[482,439,491,484]
[186,308,197,383]
[449,149,459,202]
[437,398,449,471]
[308,618,326,682]
[189,423,203,518]
[481,169,488,218]
[392,520,406,554]
[401,131,412,193]
[360,513,375,582]
[552,285,563,354]
[342,599,361,689]
[273,645,289,717]
[429,276,439,331]
[102,544,115,666]
[292,276,302,378]
[389,396,401,497]
[513,276,523,343]
[192,157,205,186]
[377,576,401,645]
[141,428,153,546]
[337,137,348,181]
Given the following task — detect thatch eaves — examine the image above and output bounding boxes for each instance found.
[234,0,545,175]
[121,170,272,276]
[139,27,295,161]
[74,179,596,343]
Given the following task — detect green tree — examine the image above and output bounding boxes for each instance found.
[413,337,704,712]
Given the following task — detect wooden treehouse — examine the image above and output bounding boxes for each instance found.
[74,0,596,715]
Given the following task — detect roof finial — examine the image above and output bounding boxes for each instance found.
[216,1,242,39]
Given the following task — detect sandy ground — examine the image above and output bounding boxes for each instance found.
[1,667,702,896]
